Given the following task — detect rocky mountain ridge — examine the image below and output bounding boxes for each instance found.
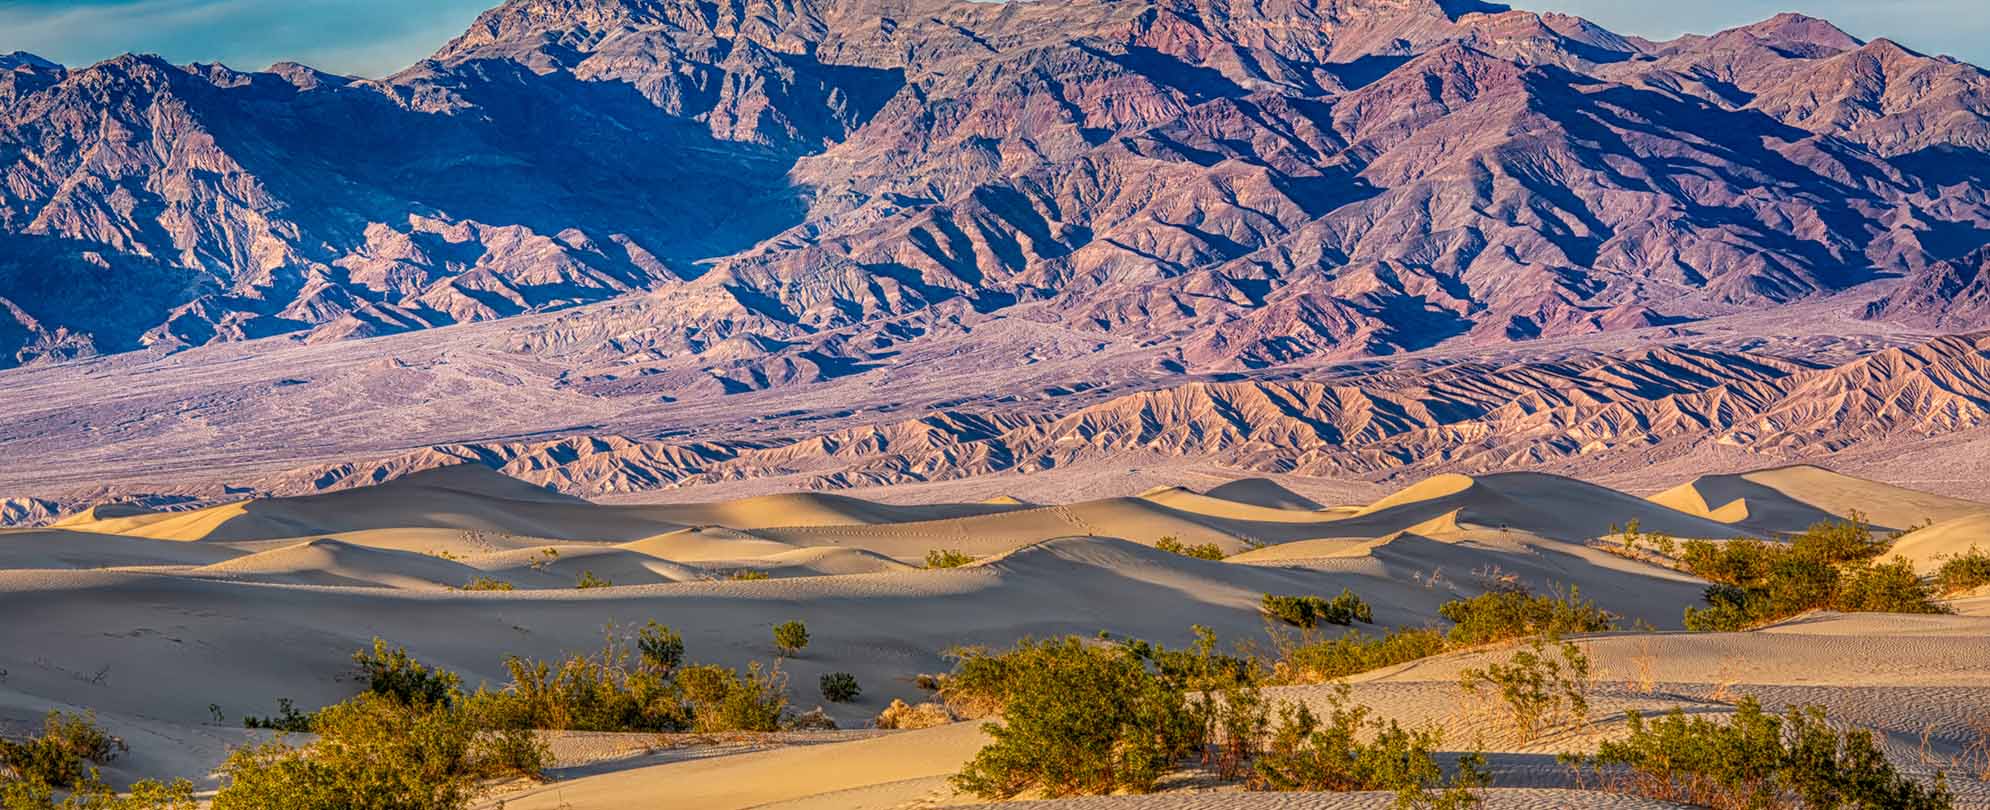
[2,0,1989,378]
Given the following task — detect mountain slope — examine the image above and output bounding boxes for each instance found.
[1,0,1988,374]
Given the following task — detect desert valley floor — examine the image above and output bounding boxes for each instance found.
[3,463,1988,808]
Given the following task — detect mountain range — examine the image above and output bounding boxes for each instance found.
[5,0,1990,516]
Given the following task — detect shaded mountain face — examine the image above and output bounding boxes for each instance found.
[2,0,1989,373]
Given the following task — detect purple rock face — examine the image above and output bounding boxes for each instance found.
[0,0,1986,372]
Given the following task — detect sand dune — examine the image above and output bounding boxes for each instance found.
[0,528,240,570]
[4,467,1986,809]
[630,492,1027,530]
[1335,473,1740,542]
[59,466,690,543]
[1883,512,1990,573]
[192,538,491,589]
[1651,464,1990,534]
[1203,478,1325,511]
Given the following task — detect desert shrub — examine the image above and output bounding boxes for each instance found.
[1788,512,1887,565]
[1252,686,1485,807]
[924,549,975,569]
[1271,627,1448,685]
[1438,584,1616,647]
[820,672,861,703]
[460,577,514,592]
[1835,559,1945,614]
[636,621,684,674]
[1262,589,1373,629]
[1681,521,1945,630]
[728,569,771,581]
[949,637,1199,799]
[1938,547,1990,594]
[787,707,838,731]
[1156,537,1225,560]
[212,690,540,810]
[1577,696,1951,809]
[675,662,787,732]
[1,775,197,810]
[875,699,953,730]
[354,639,464,707]
[773,621,809,657]
[0,711,127,790]
[574,570,612,589]
[477,633,690,733]
[242,698,315,732]
[1459,639,1591,741]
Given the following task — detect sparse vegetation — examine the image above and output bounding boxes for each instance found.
[1252,686,1486,808]
[574,570,612,589]
[819,672,861,703]
[773,621,809,657]
[213,691,540,810]
[1438,583,1617,646]
[1680,517,1945,631]
[1937,546,1990,594]
[242,698,314,732]
[1156,536,1225,560]
[1269,627,1448,685]
[1261,590,1373,629]
[728,569,771,581]
[924,549,976,569]
[875,699,953,730]
[946,630,1483,804]
[1458,639,1591,741]
[948,637,1200,799]
[1,775,197,810]
[675,662,789,733]
[1573,696,1952,809]
[460,576,515,592]
[0,711,127,790]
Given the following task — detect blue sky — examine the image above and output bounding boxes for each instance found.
[1,0,1985,78]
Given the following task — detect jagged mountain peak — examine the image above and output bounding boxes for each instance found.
[1729,12,1863,54]
[0,52,61,72]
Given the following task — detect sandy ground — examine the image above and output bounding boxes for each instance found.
[1,464,1986,808]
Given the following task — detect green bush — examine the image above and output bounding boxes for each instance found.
[820,672,861,703]
[773,621,809,657]
[1271,627,1448,685]
[0,711,127,790]
[477,630,689,733]
[1458,639,1590,740]
[242,698,314,732]
[1252,686,1485,807]
[212,691,542,810]
[636,621,684,674]
[1438,584,1616,646]
[924,549,976,569]
[1,775,197,810]
[676,663,788,733]
[1937,547,1990,594]
[460,577,514,592]
[354,639,463,707]
[728,569,771,581]
[1262,590,1373,629]
[949,637,1199,799]
[575,570,612,589]
[1836,559,1945,613]
[1156,537,1225,560]
[1680,520,1945,630]
[1578,696,1950,809]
